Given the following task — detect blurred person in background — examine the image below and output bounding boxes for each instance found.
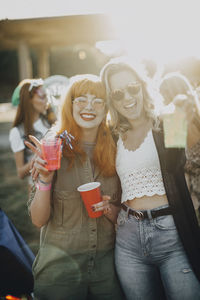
[11,78,57,126]
[159,72,200,224]
[25,74,124,300]
[101,58,200,300]
[9,79,55,193]
[44,74,70,118]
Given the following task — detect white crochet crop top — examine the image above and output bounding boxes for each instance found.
[116,130,166,203]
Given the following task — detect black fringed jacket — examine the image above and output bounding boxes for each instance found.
[153,128,200,282]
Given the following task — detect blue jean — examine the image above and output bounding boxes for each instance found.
[115,205,200,300]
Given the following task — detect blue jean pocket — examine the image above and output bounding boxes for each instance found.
[154,214,176,230]
[117,209,128,226]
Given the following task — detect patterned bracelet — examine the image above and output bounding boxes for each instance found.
[38,177,52,185]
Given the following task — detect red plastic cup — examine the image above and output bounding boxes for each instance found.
[77,182,103,218]
[41,137,62,171]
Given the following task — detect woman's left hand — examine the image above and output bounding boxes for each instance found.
[92,195,111,214]
[173,94,194,122]
[160,94,195,123]
[92,195,120,224]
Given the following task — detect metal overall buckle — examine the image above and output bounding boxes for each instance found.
[133,210,144,220]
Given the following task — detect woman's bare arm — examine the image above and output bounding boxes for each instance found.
[26,135,54,228]
[14,150,32,179]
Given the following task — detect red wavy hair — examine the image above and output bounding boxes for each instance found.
[57,75,116,177]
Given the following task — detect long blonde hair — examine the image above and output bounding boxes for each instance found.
[56,74,116,177]
[100,57,160,135]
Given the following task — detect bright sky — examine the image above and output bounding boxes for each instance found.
[0,0,109,19]
[108,0,200,62]
[1,0,200,65]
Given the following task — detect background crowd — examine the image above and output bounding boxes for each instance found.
[1,54,200,299]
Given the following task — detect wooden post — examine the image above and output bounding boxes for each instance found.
[18,40,33,80]
[38,48,50,78]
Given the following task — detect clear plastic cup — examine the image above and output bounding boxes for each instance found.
[41,137,62,171]
[163,109,188,148]
[77,182,103,218]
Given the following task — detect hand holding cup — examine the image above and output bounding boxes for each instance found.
[41,137,62,171]
[77,182,104,218]
[91,195,111,214]
[25,135,55,182]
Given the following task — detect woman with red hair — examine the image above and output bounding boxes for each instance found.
[26,74,123,300]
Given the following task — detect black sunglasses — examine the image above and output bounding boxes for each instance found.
[110,82,142,101]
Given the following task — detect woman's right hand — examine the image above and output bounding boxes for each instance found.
[32,154,54,182]
[25,135,55,182]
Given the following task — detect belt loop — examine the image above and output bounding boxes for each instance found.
[147,210,152,220]
[126,206,130,219]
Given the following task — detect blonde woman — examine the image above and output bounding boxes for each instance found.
[101,58,200,300]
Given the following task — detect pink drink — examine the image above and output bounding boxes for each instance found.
[41,138,62,171]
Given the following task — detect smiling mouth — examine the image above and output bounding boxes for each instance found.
[124,101,136,109]
[80,113,96,121]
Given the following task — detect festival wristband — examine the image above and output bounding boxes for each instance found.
[36,182,52,191]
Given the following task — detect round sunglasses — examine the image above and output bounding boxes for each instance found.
[73,96,105,109]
